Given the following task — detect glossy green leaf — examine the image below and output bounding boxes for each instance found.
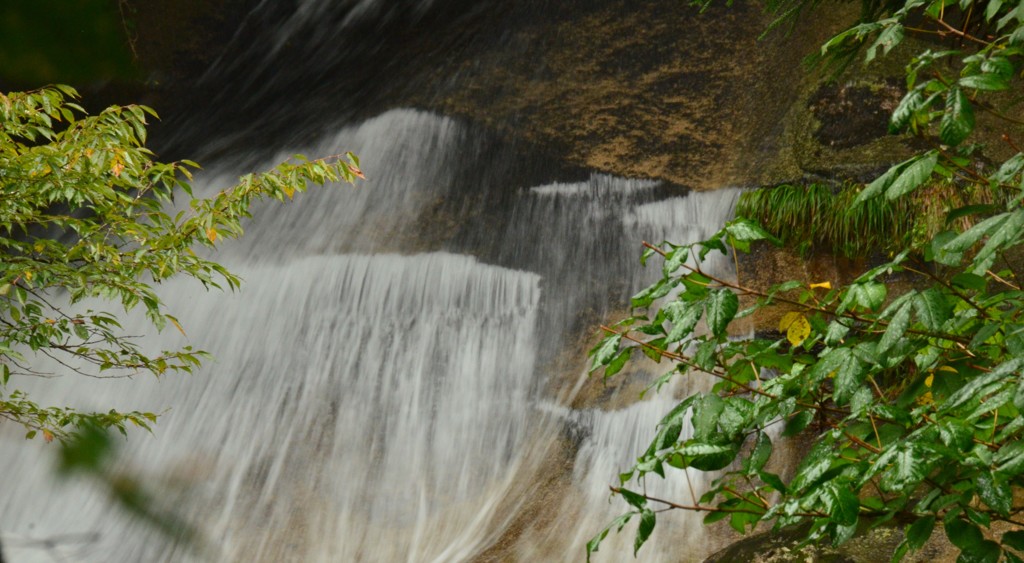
[913,288,951,332]
[1002,530,1024,551]
[878,300,912,356]
[586,511,635,563]
[705,289,739,337]
[747,431,773,473]
[885,151,938,199]
[939,88,974,146]
[840,282,887,312]
[589,334,622,373]
[619,487,647,509]
[602,347,632,378]
[976,472,1012,516]
[634,508,656,556]
[959,73,1010,91]
[664,300,703,344]
[905,515,935,551]
[725,217,781,245]
[822,482,859,526]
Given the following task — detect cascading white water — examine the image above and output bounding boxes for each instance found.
[2,0,755,557]
[0,105,743,561]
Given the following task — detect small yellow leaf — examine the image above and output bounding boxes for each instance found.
[166,314,187,337]
[206,228,217,243]
[23,270,32,281]
[283,185,295,199]
[779,311,811,346]
[809,281,832,290]
[42,429,54,443]
[918,374,937,405]
[33,242,44,253]
[111,160,124,177]
[44,318,55,324]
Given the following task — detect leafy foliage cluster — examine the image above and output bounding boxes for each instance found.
[588,0,1024,561]
[0,85,362,442]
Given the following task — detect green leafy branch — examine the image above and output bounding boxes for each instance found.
[0,85,362,441]
[587,1,1024,560]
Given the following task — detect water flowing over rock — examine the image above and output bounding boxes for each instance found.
[0,1,867,561]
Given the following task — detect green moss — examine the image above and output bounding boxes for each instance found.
[737,181,1003,258]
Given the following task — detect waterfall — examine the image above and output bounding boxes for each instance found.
[1,3,748,562]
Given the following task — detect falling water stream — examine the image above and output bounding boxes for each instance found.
[2,3,749,562]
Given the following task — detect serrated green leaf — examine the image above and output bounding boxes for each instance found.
[688,394,723,443]
[683,441,740,471]
[694,339,717,371]
[704,510,730,524]
[586,511,635,562]
[748,431,773,473]
[725,217,781,245]
[634,508,656,556]
[942,358,1023,412]
[1003,530,1024,551]
[759,470,787,493]
[971,210,1024,274]
[824,319,851,345]
[855,164,901,205]
[589,334,622,373]
[890,86,926,133]
[728,507,760,534]
[939,421,973,452]
[992,153,1024,185]
[944,212,1011,254]
[653,415,684,452]
[603,347,632,378]
[706,289,738,337]
[641,338,667,363]
[951,272,987,291]
[809,347,854,385]
[833,354,866,406]
[906,515,935,551]
[791,438,834,491]
[840,282,887,312]
[996,440,1024,475]
[976,472,1012,516]
[632,278,674,309]
[663,300,703,344]
[886,151,938,199]
[879,443,933,493]
[878,301,912,356]
[913,288,951,332]
[619,487,647,509]
[783,409,814,437]
[822,482,859,526]
[939,88,974,146]
[867,22,904,62]
[960,73,1010,91]
[986,0,1005,21]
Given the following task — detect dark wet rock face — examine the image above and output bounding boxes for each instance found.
[809,79,905,149]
